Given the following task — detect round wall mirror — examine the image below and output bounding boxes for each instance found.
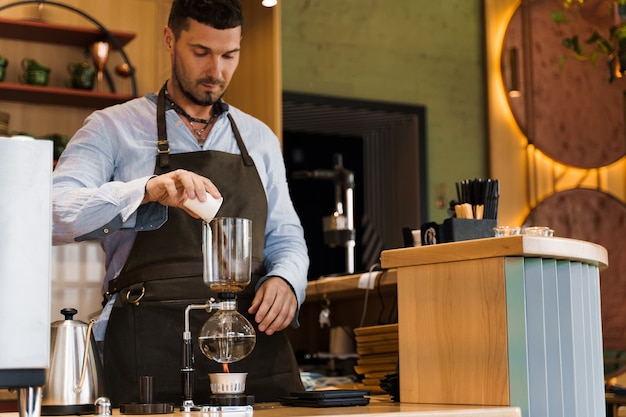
[501,0,626,168]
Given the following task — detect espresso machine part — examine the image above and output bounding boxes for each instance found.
[41,308,104,416]
[181,217,256,415]
[17,387,43,417]
[293,153,356,274]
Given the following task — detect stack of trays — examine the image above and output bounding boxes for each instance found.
[353,323,398,393]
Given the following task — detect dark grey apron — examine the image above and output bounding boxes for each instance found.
[103,85,303,406]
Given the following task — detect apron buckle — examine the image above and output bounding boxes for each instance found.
[125,283,145,306]
[157,140,170,154]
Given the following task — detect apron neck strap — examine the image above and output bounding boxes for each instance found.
[227,113,254,166]
[156,82,254,168]
[156,83,170,168]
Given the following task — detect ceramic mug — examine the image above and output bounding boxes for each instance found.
[66,62,96,90]
[0,56,8,82]
[19,58,51,86]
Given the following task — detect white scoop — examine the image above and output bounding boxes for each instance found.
[183,192,223,222]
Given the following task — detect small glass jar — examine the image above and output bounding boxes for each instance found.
[521,226,554,237]
[493,226,521,237]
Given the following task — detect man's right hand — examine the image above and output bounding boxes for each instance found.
[142,169,221,217]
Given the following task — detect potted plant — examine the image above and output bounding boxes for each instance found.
[552,0,626,81]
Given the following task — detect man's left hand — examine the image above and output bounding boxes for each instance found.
[248,277,297,335]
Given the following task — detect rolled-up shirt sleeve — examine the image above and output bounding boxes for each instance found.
[52,99,164,245]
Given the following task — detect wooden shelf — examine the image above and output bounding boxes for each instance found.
[0,82,133,108]
[0,17,135,48]
[305,270,397,302]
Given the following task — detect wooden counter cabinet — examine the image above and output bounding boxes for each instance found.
[287,270,398,361]
[381,235,608,417]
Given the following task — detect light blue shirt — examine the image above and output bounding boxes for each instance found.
[52,92,309,337]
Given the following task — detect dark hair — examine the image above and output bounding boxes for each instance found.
[168,0,243,39]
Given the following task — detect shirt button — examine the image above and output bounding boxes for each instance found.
[103,228,109,234]
[177,120,182,126]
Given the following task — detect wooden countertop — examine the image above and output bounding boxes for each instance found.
[381,235,608,270]
[1,402,522,417]
[253,401,521,416]
[304,236,608,303]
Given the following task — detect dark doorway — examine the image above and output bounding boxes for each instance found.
[283,92,427,280]
[284,132,364,279]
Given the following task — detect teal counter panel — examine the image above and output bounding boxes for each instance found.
[506,257,604,417]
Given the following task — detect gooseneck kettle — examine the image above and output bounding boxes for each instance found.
[42,308,104,415]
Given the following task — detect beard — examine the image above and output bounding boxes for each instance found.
[172,61,225,107]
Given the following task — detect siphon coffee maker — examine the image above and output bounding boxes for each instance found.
[180,217,256,415]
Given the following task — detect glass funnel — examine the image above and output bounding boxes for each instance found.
[203,217,252,293]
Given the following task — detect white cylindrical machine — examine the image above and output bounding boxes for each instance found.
[0,137,52,399]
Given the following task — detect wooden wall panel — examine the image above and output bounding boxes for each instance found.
[224,0,282,140]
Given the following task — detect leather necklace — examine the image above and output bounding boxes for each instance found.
[164,88,217,144]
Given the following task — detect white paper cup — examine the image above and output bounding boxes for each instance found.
[183,192,223,222]
[411,229,421,246]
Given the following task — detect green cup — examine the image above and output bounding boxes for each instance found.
[66,62,96,90]
[19,58,50,86]
[0,56,8,82]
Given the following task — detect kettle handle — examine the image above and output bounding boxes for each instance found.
[74,319,95,394]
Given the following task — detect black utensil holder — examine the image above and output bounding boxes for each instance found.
[443,218,496,243]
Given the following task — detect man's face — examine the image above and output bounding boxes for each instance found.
[166,19,241,106]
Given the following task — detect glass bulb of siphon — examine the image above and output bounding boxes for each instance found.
[198,308,256,363]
